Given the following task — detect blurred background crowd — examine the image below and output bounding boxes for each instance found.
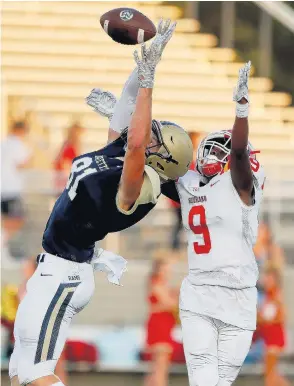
[1,1,294,386]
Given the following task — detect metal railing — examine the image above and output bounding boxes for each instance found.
[254,1,294,34]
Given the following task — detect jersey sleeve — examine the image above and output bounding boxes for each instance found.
[116,165,161,215]
[176,170,198,194]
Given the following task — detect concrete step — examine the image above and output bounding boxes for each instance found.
[3,81,291,108]
[2,2,182,21]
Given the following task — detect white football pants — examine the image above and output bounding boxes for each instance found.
[180,309,253,386]
[9,253,95,385]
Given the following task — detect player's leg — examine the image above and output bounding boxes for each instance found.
[264,347,290,386]
[9,335,21,386]
[148,349,171,386]
[10,378,20,386]
[9,255,95,386]
[216,322,253,386]
[180,310,219,386]
[54,351,67,385]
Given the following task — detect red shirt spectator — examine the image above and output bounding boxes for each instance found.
[142,259,184,386]
[53,123,85,194]
[257,268,289,386]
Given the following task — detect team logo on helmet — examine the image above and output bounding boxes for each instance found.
[120,9,134,22]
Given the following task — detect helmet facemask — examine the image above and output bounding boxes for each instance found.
[197,132,231,178]
[121,120,193,181]
[120,120,176,164]
[145,120,180,178]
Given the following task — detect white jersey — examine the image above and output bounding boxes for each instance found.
[177,165,265,329]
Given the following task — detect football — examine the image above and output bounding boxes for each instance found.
[100,8,156,45]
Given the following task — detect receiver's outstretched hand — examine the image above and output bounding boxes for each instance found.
[233,61,251,103]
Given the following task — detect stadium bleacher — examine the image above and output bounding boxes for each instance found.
[2,2,294,159]
[2,1,294,253]
[1,3,294,378]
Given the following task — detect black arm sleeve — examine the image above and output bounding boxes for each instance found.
[161,181,180,203]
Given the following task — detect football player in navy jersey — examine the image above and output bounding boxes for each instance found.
[9,20,193,386]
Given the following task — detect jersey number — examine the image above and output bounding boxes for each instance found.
[66,157,96,200]
[188,205,211,254]
[222,157,260,174]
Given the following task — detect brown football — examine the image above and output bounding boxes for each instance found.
[100,8,156,45]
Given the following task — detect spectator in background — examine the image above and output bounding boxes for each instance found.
[254,222,285,274]
[1,121,31,260]
[53,122,85,194]
[257,268,289,386]
[1,285,18,359]
[169,131,199,250]
[143,259,179,386]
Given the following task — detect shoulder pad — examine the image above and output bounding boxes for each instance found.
[176,170,202,195]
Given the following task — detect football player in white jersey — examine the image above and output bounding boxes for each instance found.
[87,52,265,386]
[164,61,266,386]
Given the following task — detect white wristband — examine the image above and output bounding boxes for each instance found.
[236,102,249,118]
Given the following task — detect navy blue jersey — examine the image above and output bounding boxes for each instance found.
[42,137,158,263]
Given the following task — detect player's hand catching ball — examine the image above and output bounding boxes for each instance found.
[86,88,117,120]
[148,18,177,65]
[134,19,176,88]
[233,61,251,118]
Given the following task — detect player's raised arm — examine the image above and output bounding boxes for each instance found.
[117,22,176,211]
[116,44,158,211]
[109,19,176,144]
[230,61,253,205]
[86,19,176,145]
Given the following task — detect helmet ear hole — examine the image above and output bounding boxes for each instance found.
[156,162,164,171]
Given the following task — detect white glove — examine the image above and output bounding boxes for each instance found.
[86,88,117,121]
[91,247,127,286]
[134,43,157,88]
[148,18,177,65]
[233,61,251,118]
[134,19,177,88]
